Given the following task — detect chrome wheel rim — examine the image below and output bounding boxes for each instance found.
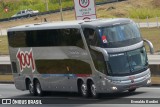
[91,84,96,96]
[36,83,41,94]
[29,83,33,94]
[81,84,87,96]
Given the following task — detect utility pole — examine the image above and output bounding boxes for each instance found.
[45,0,49,11]
[59,0,63,21]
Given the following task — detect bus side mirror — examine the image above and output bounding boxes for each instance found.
[90,46,109,61]
[143,39,154,54]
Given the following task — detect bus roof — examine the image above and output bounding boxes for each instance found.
[7,18,132,32]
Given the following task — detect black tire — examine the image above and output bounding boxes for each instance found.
[128,88,136,92]
[28,80,37,96]
[79,82,88,97]
[35,80,43,96]
[89,81,98,98]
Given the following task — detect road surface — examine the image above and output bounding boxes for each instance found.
[0,84,159,98]
[0,84,160,100]
[0,84,159,107]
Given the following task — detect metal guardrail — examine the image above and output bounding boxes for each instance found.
[0,0,126,22]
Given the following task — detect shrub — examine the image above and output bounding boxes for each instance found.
[128,8,160,19]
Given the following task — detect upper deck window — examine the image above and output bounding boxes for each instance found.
[8,28,84,49]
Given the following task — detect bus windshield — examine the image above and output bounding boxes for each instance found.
[108,47,148,76]
[99,22,141,47]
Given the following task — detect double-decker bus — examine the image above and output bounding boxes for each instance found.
[7,18,154,98]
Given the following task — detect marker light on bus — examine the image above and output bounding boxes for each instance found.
[104,77,111,82]
[147,79,151,84]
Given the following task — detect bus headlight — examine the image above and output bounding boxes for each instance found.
[112,86,117,90]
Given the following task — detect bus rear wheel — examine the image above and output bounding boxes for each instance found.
[35,80,43,96]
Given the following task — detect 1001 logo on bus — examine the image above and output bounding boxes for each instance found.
[16,49,35,72]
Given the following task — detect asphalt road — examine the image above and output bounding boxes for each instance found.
[0,84,159,106]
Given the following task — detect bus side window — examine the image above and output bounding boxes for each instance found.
[71,29,84,49]
[83,28,100,46]
[60,28,85,49]
[83,28,107,74]
[11,28,84,48]
[26,31,37,46]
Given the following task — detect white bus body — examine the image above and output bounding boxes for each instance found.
[7,19,153,98]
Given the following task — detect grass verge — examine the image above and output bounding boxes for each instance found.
[140,27,160,53]
[0,36,9,55]
[0,75,13,82]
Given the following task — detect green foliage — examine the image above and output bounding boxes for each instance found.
[0,0,103,19]
[129,8,160,19]
[1,0,160,19]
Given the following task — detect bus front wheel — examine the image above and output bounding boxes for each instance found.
[79,82,88,97]
[89,82,98,98]
[28,80,36,96]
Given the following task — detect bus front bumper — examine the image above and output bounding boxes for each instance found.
[98,69,151,93]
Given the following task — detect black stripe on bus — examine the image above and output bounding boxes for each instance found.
[35,59,92,74]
